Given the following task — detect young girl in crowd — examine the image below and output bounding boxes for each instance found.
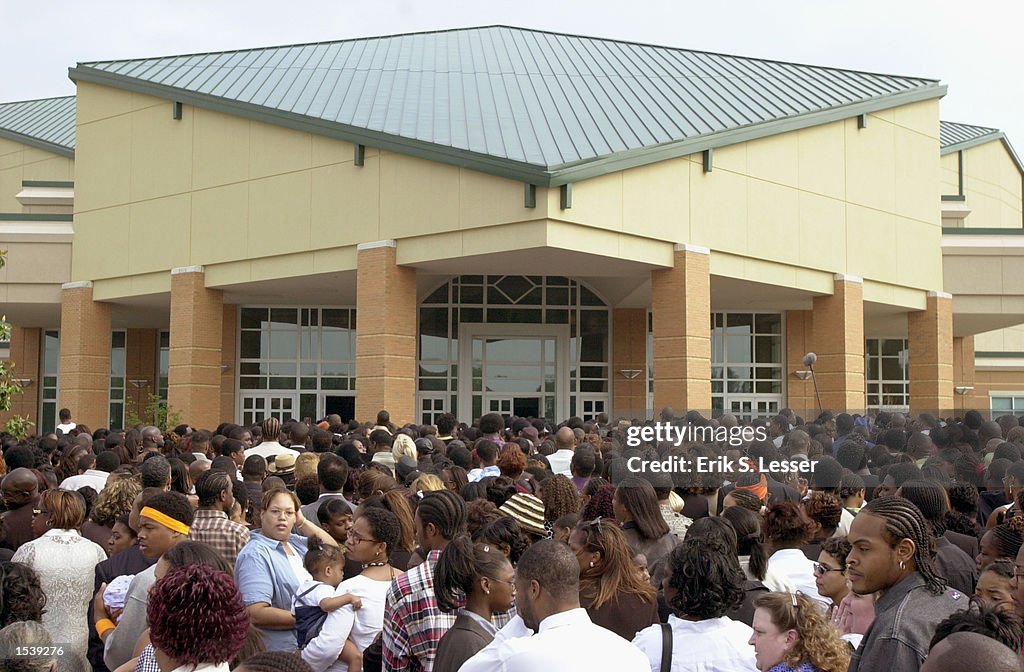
[974,560,1016,613]
[292,539,364,665]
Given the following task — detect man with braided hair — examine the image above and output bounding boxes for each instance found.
[382,489,513,671]
[898,479,978,595]
[846,495,967,672]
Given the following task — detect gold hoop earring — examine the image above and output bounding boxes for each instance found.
[899,559,906,570]
[589,560,595,568]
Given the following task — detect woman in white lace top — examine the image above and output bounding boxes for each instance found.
[12,488,107,672]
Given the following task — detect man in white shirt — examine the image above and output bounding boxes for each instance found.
[459,540,648,672]
[544,427,576,477]
[56,407,76,435]
[467,440,501,482]
[245,416,299,461]
[60,451,120,492]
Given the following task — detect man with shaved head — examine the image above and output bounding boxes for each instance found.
[922,632,1023,672]
[0,467,41,551]
[546,427,577,476]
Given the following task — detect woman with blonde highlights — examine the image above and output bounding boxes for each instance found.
[569,517,658,640]
[749,592,851,672]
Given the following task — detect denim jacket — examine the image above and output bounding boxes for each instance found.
[848,572,966,672]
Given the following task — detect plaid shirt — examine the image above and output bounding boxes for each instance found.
[187,509,250,565]
[383,549,514,672]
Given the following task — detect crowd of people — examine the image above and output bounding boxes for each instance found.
[1,406,1024,671]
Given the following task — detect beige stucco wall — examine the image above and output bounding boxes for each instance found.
[553,100,943,293]
[0,137,74,213]
[72,80,943,299]
[954,141,1023,229]
[976,325,1024,352]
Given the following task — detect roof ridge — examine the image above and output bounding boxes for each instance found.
[75,25,939,84]
[941,119,1001,133]
[0,94,75,107]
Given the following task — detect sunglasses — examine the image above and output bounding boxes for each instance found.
[813,563,844,576]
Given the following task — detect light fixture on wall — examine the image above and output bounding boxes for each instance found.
[220,363,231,374]
[12,378,33,387]
[128,379,149,389]
[619,369,642,379]
[953,386,974,395]
[792,370,813,381]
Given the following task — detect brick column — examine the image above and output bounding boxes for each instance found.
[651,244,711,414]
[952,335,984,412]
[126,328,158,423]
[810,275,865,411]
[784,310,816,417]
[612,308,648,419]
[221,304,238,424]
[168,266,224,430]
[355,241,416,424]
[0,327,41,427]
[58,281,112,430]
[908,291,954,414]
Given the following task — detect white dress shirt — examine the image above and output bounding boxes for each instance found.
[60,469,109,492]
[246,441,299,460]
[763,548,829,608]
[459,608,648,672]
[545,449,575,476]
[632,614,758,672]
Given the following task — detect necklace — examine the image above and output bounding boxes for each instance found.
[362,561,388,568]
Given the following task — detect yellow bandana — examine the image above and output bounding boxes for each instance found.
[140,506,191,535]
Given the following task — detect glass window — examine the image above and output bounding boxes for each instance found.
[109,330,127,430]
[865,338,909,411]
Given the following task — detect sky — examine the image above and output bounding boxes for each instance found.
[2,0,1022,151]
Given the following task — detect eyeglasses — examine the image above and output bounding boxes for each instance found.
[1013,565,1024,581]
[347,529,379,544]
[266,508,295,519]
[813,563,844,576]
[488,577,517,593]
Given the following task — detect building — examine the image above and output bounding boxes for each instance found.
[1,26,1022,433]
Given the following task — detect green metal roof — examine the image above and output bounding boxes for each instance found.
[940,120,1023,175]
[0,96,75,157]
[69,26,946,186]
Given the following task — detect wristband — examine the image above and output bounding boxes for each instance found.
[96,618,116,637]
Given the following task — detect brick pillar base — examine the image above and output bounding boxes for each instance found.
[355,241,416,425]
[58,282,112,430]
[126,328,158,423]
[909,291,954,414]
[811,275,865,411]
[0,327,41,428]
[651,244,711,414]
[612,308,648,419]
[784,310,817,418]
[168,267,224,430]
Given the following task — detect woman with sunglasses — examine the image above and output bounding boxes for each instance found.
[569,517,658,641]
[814,536,852,620]
[12,488,106,672]
[434,535,516,671]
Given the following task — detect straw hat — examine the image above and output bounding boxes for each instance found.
[267,453,297,474]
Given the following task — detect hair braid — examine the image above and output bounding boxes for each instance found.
[863,495,947,595]
[417,489,467,541]
[991,520,1024,559]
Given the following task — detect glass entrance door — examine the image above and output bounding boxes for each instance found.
[459,325,569,422]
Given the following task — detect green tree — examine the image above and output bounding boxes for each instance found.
[0,249,34,438]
